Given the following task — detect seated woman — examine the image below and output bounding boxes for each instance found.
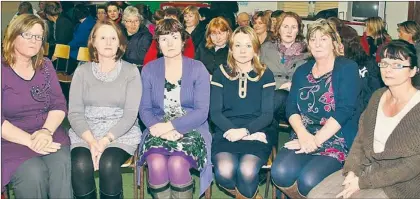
[138,18,211,199]
[360,17,392,62]
[252,11,273,44]
[122,6,153,68]
[270,19,361,198]
[68,20,142,199]
[68,4,96,62]
[308,40,420,199]
[1,14,71,198]
[182,6,206,50]
[260,11,309,122]
[195,17,232,75]
[397,20,420,87]
[210,26,276,199]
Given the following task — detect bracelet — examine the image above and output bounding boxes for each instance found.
[40,128,53,135]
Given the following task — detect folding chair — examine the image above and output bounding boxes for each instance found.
[43,42,49,57]
[77,47,90,62]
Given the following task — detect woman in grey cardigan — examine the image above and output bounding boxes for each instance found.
[260,12,309,122]
[68,20,142,199]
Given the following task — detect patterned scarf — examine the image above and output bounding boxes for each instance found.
[277,41,307,68]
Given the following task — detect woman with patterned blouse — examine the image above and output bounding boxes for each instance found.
[68,20,142,199]
[138,18,211,199]
[1,14,71,198]
[270,19,361,198]
[210,26,276,199]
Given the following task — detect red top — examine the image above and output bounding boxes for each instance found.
[360,32,391,63]
[143,38,195,66]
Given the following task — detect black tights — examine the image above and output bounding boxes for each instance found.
[71,147,131,196]
[213,152,264,198]
[274,89,289,122]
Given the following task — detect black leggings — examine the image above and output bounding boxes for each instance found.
[71,147,131,196]
[271,148,342,196]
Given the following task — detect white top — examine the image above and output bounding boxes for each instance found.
[374,91,420,153]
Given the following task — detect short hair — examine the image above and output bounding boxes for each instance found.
[97,5,106,11]
[205,17,233,49]
[182,6,200,26]
[380,39,418,69]
[272,11,304,42]
[252,11,271,30]
[227,26,266,79]
[398,21,420,43]
[154,18,189,52]
[73,4,90,21]
[18,2,33,15]
[307,18,344,57]
[44,2,62,16]
[163,7,181,20]
[2,14,48,70]
[106,2,120,12]
[153,10,165,23]
[122,6,143,25]
[87,19,127,63]
[271,10,283,18]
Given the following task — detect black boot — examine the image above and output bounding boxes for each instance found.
[100,190,124,199]
[73,189,97,199]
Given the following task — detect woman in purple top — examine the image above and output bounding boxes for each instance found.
[1,14,71,198]
[138,18,211,198]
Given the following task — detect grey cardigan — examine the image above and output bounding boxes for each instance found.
[260,41,309,89]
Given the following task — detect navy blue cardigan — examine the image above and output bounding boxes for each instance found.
[286,56,362,149]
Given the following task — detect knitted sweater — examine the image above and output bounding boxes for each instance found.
[343,87,420,198]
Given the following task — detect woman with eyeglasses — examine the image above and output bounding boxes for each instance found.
[1,14,72,198]
[270,19,361,198]
[308,40,420,199]
[122,6,153,69]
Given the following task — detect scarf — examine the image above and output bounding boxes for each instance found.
[277,41,307,68]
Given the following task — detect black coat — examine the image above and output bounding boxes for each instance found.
[195,42,229,75]
[123,25,153,66]
[190,22,207,50]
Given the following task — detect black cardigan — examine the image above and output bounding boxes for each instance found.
[195,42,229,75]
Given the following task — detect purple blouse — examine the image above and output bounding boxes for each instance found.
[1,58,70,190]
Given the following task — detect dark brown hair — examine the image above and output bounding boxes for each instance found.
[272,11,304,42]
[154,18,189,52]
[87,19,127,62]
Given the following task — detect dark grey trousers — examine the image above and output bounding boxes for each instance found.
[10,146,72,199]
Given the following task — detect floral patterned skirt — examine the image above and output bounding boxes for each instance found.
[140,130,207,170]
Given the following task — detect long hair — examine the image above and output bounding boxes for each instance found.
[272,11,304,42]
[398,20,420,43]
[2,14,48,70]
[339,25,370,64]
[227,26,266,79]
[365,17,391,46]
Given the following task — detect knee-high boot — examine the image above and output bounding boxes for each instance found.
[235,188,263,199]
[170,180,194,199]
[149,182,171,199]
[73,189,97,199]
[100,190,123,199]
[276,181,307,199]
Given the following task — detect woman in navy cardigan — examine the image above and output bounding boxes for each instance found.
[270,19,362,198]
[138,19,212,198]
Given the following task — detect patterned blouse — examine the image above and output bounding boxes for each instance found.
[290,71,347,163]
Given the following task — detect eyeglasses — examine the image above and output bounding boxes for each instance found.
[378,62,411,69]
[125,20,140,24]
[20,32,44,41]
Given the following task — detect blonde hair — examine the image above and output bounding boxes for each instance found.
[398,20,420,43]
[307,18,344,57]
[365,17,390,45]
[227,26,266,79]
[205,17,232,49]
[2,14,48,70]
[87,19,127,63]
[272,11,304,42]
[182,6,200,26]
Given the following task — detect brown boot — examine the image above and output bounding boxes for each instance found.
[149,182,171,199]
[219,185,236,197]
[277,181,307,199]
[235,188,262,199]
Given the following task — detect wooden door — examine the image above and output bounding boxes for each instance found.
[408,1,420,24]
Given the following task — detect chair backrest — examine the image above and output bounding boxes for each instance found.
[77,47,91,62]
[43,43,49,56]
[53,44,70,59]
